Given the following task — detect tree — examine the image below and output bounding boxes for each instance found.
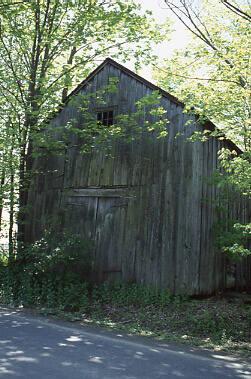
[0,0,167,247]
[156,0,250,191]
[155,0,250,255]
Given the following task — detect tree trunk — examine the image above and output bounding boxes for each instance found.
[17,144,27,246]
[0,168,5,232]
[9,168,14,263]
[17,134,35,248]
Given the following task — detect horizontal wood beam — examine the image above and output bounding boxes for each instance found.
[66,187,137,198]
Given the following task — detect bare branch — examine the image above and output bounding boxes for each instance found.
[163,0,247,87]
[221,1,251,22]
[164,1,217,50]
[154,64,241,85]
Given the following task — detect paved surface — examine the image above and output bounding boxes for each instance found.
[0,307,250,378]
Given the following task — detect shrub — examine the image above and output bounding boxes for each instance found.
[92,282,173,308]
[0,231,93,312]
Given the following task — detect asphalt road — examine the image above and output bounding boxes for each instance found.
[0,307,250,378]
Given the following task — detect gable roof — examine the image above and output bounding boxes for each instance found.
[57,57,242,155]
[64,57,183,108]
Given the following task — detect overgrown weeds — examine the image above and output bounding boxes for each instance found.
[86,291,251,356]
[0,231,92,312]
[0,232,250,356]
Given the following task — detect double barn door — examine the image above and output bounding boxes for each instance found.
[65,187,136,281]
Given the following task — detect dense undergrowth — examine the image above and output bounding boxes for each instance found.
[0,231,251,356]
[86,291,251,356]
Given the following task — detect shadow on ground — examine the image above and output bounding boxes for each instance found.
[0,308,250,379]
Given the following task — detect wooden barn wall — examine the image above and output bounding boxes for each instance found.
[26,62,251,295]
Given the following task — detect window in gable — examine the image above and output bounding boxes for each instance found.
[97,109,114,126]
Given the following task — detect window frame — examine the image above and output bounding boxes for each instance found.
[96,107,115,127]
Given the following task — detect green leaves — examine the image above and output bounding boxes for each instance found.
[156,0,251,259]
[157,2,250,138]
[156,0,251,195]
[222,222,251,258]
[0,0,170,244]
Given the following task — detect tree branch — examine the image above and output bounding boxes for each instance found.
[155,64,241,85]
[163,0,247,87]
[0,1,25,8]
[221,1,251,22]
[0,35,26,105]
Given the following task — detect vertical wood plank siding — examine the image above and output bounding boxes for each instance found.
[26,62,251,295]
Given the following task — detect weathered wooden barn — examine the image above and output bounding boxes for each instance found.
[26,58,251,295]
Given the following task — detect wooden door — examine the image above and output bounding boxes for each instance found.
[65,187,136,281]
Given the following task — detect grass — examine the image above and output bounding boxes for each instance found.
[39,290,251,358]
[1,273,250,357]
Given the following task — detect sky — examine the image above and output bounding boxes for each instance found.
[130,0,191,81]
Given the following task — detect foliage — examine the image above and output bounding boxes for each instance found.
[219,149,251,197]
[155,0,251,258]
[87,294,251,355]
[211,180,251,258]
[92,281,175,308]
[0,227,184,311]
[115,91,169,141]
[1,250,251,356]
[219,223,251,258]
[0,231,92,311]
[0,0,169,244]
[22,230,93,277]
[37,85,169,159]
[156,0,251,198]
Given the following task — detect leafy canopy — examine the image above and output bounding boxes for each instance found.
[156,0,251,256]
[0,0,169,242]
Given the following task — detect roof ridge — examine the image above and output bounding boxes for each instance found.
[63,57,183,107]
